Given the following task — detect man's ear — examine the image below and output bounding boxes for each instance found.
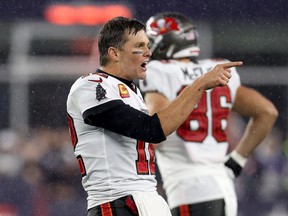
[108,47,119,62]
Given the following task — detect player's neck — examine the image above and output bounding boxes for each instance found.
[99,65,124,79]
[99,65,131,82]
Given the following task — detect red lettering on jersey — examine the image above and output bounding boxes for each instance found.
[136,140,149,174]
[177,86,208,142]
[118,84,130,98]
[176,85,231,143]
[177,87,208,142]
[135,141,155,175]
[211,86,231,142]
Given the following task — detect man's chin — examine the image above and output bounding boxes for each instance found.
[137,71,146,80]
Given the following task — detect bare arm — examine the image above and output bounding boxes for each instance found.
[157,61,243,137]
[145,92,169,116]
[231,86,278,157]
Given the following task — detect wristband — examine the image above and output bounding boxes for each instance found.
[224,150,247,177]
[230,150,247,167]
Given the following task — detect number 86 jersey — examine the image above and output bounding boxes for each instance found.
[139,58,241,176]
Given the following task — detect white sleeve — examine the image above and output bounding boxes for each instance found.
[73,76,121,115]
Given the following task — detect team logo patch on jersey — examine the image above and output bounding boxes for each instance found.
[118,84,130,98]
[96,83,107,101]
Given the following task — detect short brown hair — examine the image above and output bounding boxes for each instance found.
[98,16,146,66]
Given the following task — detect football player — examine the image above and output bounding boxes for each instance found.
[66,16,241,216]
[139,12,278,216]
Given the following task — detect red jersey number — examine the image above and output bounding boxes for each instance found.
[135,141,155,175]
[177,86,231,143]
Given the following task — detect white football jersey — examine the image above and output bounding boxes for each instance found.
[139,59,241,209]
[67,72,157,210]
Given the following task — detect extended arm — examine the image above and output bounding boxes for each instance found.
[157,61,242,137]
[84,62,242,143]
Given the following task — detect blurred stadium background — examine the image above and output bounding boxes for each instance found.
[0,0,287,215]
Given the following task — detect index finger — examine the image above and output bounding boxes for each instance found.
[220,61,243,69]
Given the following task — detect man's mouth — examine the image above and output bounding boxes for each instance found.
[141,61,149,70]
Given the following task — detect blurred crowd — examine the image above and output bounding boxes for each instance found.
[0,115,287,216]
[0,128,86,216]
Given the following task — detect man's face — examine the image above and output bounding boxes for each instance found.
[118,30,151,80]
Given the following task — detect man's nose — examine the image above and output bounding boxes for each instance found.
[145,47,152,57]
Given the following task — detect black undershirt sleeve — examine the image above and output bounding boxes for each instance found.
[83,100,166,143]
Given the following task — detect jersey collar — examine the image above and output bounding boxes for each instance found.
[96,69,137,93]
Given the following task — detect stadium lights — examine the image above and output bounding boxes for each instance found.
[44,4,133,25]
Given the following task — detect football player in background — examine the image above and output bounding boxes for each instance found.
[139,12,278,216]
[66,16,241,216]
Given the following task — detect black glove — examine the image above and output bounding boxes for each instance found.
[224,150,247,178]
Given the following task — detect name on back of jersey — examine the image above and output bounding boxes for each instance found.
[181,66,207,81]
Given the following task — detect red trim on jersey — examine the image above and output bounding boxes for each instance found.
[82,71,109,79]
[67,113,78,148]
[76,155,86,177]
[179,205,190,216]
[88,77,103,83]
[125,196,139,215]
[100,202,113,216]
